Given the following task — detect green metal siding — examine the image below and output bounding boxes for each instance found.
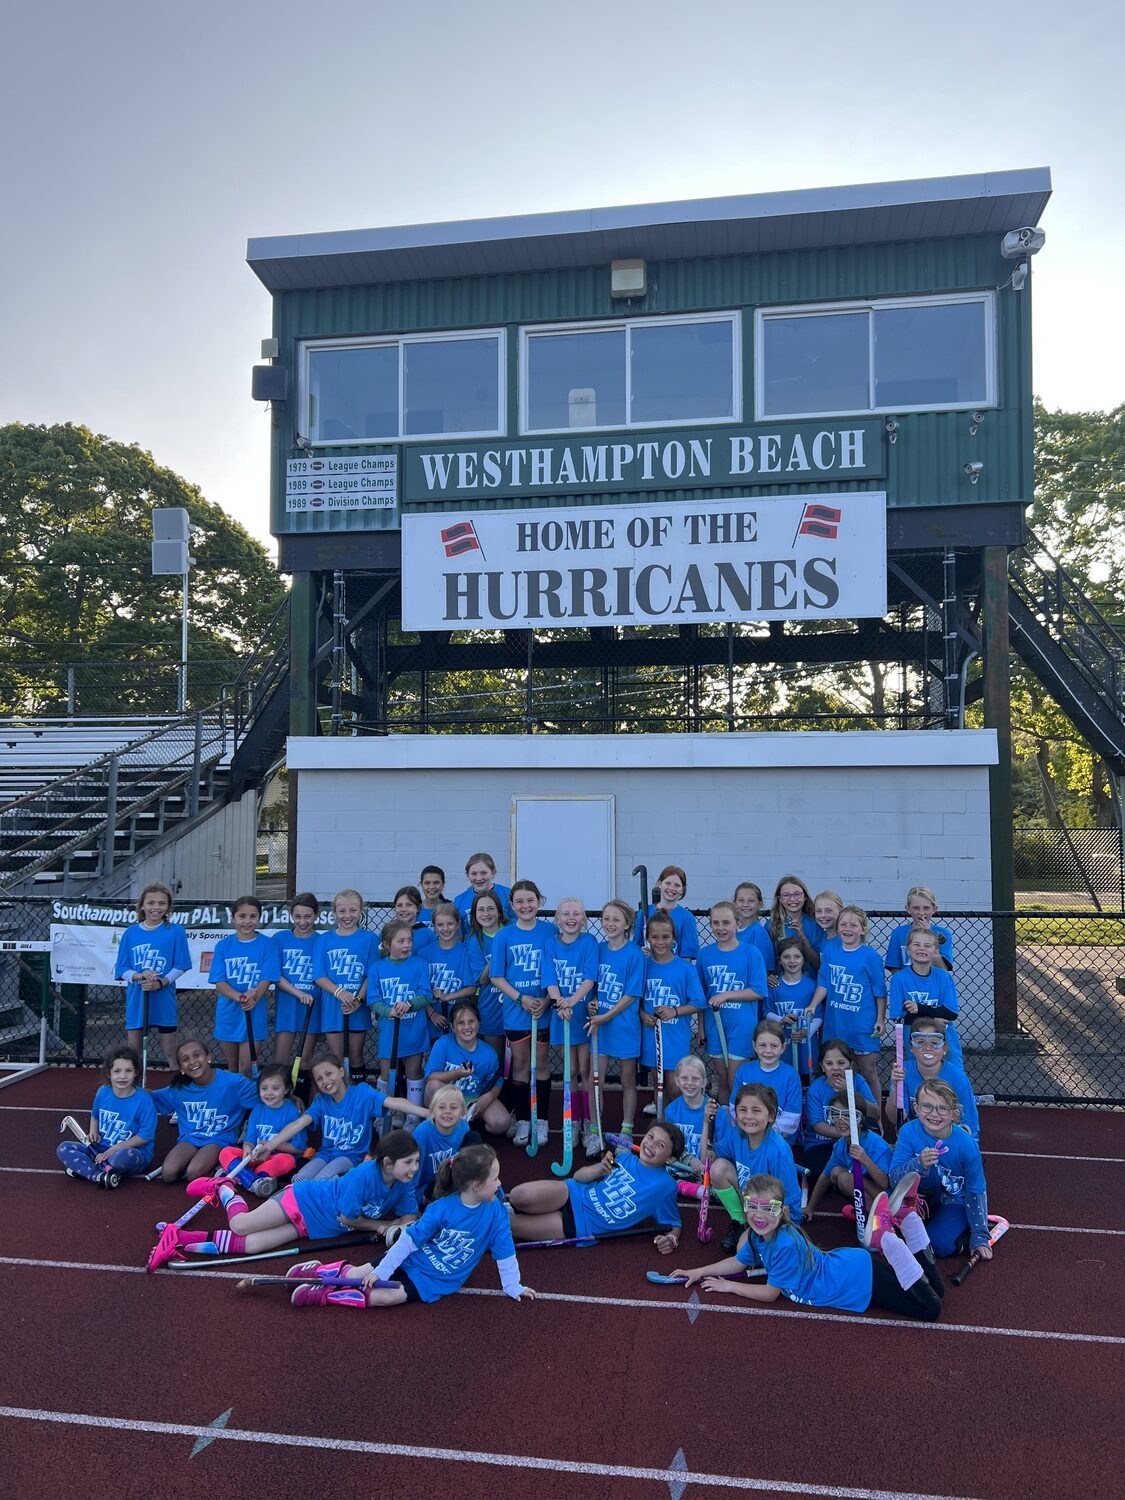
[268,234,1031,536]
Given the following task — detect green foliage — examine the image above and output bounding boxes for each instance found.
[0,422,286,713]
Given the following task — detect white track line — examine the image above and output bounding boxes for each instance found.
[0,1403,987,1499]
[1,1255,1122,1347]
[982,1150,1125,1164]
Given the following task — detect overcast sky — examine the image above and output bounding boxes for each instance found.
[2,0,1121,550]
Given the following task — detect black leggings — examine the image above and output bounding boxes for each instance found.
[869,1259,942,1321]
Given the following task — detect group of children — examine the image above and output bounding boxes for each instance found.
[59,861,991,1320]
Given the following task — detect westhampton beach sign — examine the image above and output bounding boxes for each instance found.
[401,492,887,631]
[403,420,883,502]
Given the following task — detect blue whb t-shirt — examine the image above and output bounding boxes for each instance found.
[819,939,885,1035]
[593,941,645,1058]
[825,1127,893,1181]
[640,956,705,1069]
[424,1034,500,1100]
[567,1150,680,1239]
[245,1098,308,1153]
[152,1071,259,1146]
[114,921,192,1027]
[90,1085,158,1167]
[397,1193,517,1303]
[210,933,279,992]
[737,920,776,972]
[491,920,552,1028]
[744,1224,872,1313]
[730,1059,804,1137]
[307,1081,386,1163]
[409,1118,471,1200]
[801,1072,877,1150]
[664,1096,708,1160]
[713,1116,803,1221]
[885,921,954,970]
[698,941,768,1057]
[890,1118,986,1203]
[426,942,482,1003]
[452,883,513,929]
[889,966,963,1064]
[294,1163,418,1243]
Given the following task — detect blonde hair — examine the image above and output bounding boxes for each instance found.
[838,904,869,937]
[709,900,738,920]
[429,1083,468,1120]
[432,902,462,927]
[333,888,364,912]
[906,886,939,908]
[554,897,587,929]
[813,890,844,914]
[914,1078,961,1117]
[743,1173,816,1266]
[674,1053,707,1086]
[601,898,635,929]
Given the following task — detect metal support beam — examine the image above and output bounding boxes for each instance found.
[981,543,1017,1030]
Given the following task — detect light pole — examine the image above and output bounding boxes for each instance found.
[151,508,194,713]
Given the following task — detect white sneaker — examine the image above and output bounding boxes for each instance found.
[642,1102,657,1117]
[584,1128,603,1158]
[537,1120,549,1146]
[506,1116,518,1140]
[513,1121,531,1147]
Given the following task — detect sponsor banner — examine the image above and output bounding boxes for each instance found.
[401,492,887,631]
[47,901,335,987]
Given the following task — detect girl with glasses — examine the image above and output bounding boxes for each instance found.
[888,1080,991,1262]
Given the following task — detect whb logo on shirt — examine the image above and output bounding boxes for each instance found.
[379,976,416,1007]
[224,956,263,988]
[827,965,865,1012]
[97,1109,130,1145]
[422,1226,476,1273]
[180,1101,229,1134]
[322,1117,364,1151]
[588,1172,638,1226]
[904,987,935,1007]
[597,964,624,1011]
[507,943,541,985]
[552,958,581,994]
[429,961,461,993]
[705,964,742,998]
[645,979,679,1010]
[327,947,366,986]
[283,948,315,987]
[130,943,167,973]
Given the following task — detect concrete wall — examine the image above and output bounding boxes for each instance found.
[102,793,259,901]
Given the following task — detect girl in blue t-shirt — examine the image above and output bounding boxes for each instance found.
[885,885,954,972]
[640,911,706,1098]
[210,896,280,1078]
[588,898,645,1152]
[452,851,512,931]
[699,900,768,1101]
[193,1063,307,1201]
[887,1018,979,1139]
[664,1054,713,1168]
[490,879,552,1148]
[801,1038,880,1182]
[313,889,375,1081]
[370,920,432,1113]
[768,937,821,1082]
[463,890,508,1059]
[803,1087,892,1220]
[115,882,191,1066]
[389,1084,476,1203]
[889,929,964,1065]
[257,1052,385,1180]
[545,897,599,1144]
[290,1143,535,1309]
[812,906,887,1102]
[633,864,700,960]
[392,886,437,959]
[889,1079,990,1259]
[507,1120,685,1255]
[272,892,322,1085]
[669,1170,943,1321]
[733,882,775,974]
[166,1128,422,1264]
[813,890,844,947]
[425,903,481,1040]
[711,1083,803,1237]
[424,1001,508,1134]
[151,1038,259,1183]
[57,1045,157,1186]
[768,875,822,976]
[418,865,447,925]
[730,1019,804,1144]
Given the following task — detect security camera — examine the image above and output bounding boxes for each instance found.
[1001,227,1046,259]
[963,461,983,484]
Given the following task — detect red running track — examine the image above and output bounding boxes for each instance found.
[1,1069,1122,1500]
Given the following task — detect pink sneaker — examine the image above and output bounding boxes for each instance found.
[286,1259,329,1282]
[291,1283,332,1307]
[146,1223,184,1273]
[887,1172,921,1225]
[184,1177,218,1200]
[862,1191,896,1252]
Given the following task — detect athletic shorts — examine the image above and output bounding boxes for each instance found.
[279,1185,309,1239]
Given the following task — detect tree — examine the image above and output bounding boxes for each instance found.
[0,422,286,714]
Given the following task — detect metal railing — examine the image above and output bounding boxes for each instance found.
[1,899,1122,1105]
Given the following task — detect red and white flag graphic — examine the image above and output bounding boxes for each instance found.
[793,502,843,545]
[440,520,485,559]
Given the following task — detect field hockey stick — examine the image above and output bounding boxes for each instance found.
[844,1068,867,1245]
[654,1016,665,1118]
[713,1006,730,1069]
[527,1007,539,1157]
[631,864,649,927]
[244,1003,258,1080]
[645,1268,766,1285]
[697,1112,714,1244]
[803,1008,813,1076]
[605,1133,694,1178]
[551,1012,573,1177]
[141,990,150,1089]
[59,1115,91,1145]
[591,1021,603,1149]
[386,1013,401,1105]
[167,1231,382,1269]
[518,1224,659,1251]
[894,1023,905,1127]
[146,1155,249,1272]
[789,1026,799,1074]
[952,1215,1010,1287]
[291,997,315,1090]
[236,1273,397,1291]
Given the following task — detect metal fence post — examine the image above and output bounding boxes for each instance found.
[101,755,119,877]
[189,711,203,818]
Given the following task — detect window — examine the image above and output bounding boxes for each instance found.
[756,294,995,419]
[521,312,739,434]
[300,331,504,445]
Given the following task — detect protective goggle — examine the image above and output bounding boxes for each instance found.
[824,1105,852,1127]
[744,1198,784,1218]
[910,1032,945,1048]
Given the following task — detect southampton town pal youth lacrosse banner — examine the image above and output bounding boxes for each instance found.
[401,492,887,630]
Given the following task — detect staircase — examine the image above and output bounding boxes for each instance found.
[0,601,292,896]
[1008,533,1125,776]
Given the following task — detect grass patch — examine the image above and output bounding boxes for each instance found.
[1016,912,1125,946]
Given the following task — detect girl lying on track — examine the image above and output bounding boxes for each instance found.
[57,1046,157,1188]
[284,1143,536,1308]
[669,1171,943,1321]
[155,1128,421,1263]
[506,1120,686,1255]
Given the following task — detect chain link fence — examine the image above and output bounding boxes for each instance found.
[0,658,239,718]
[2,898,1122,1105]
[1015,827,1124,911]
